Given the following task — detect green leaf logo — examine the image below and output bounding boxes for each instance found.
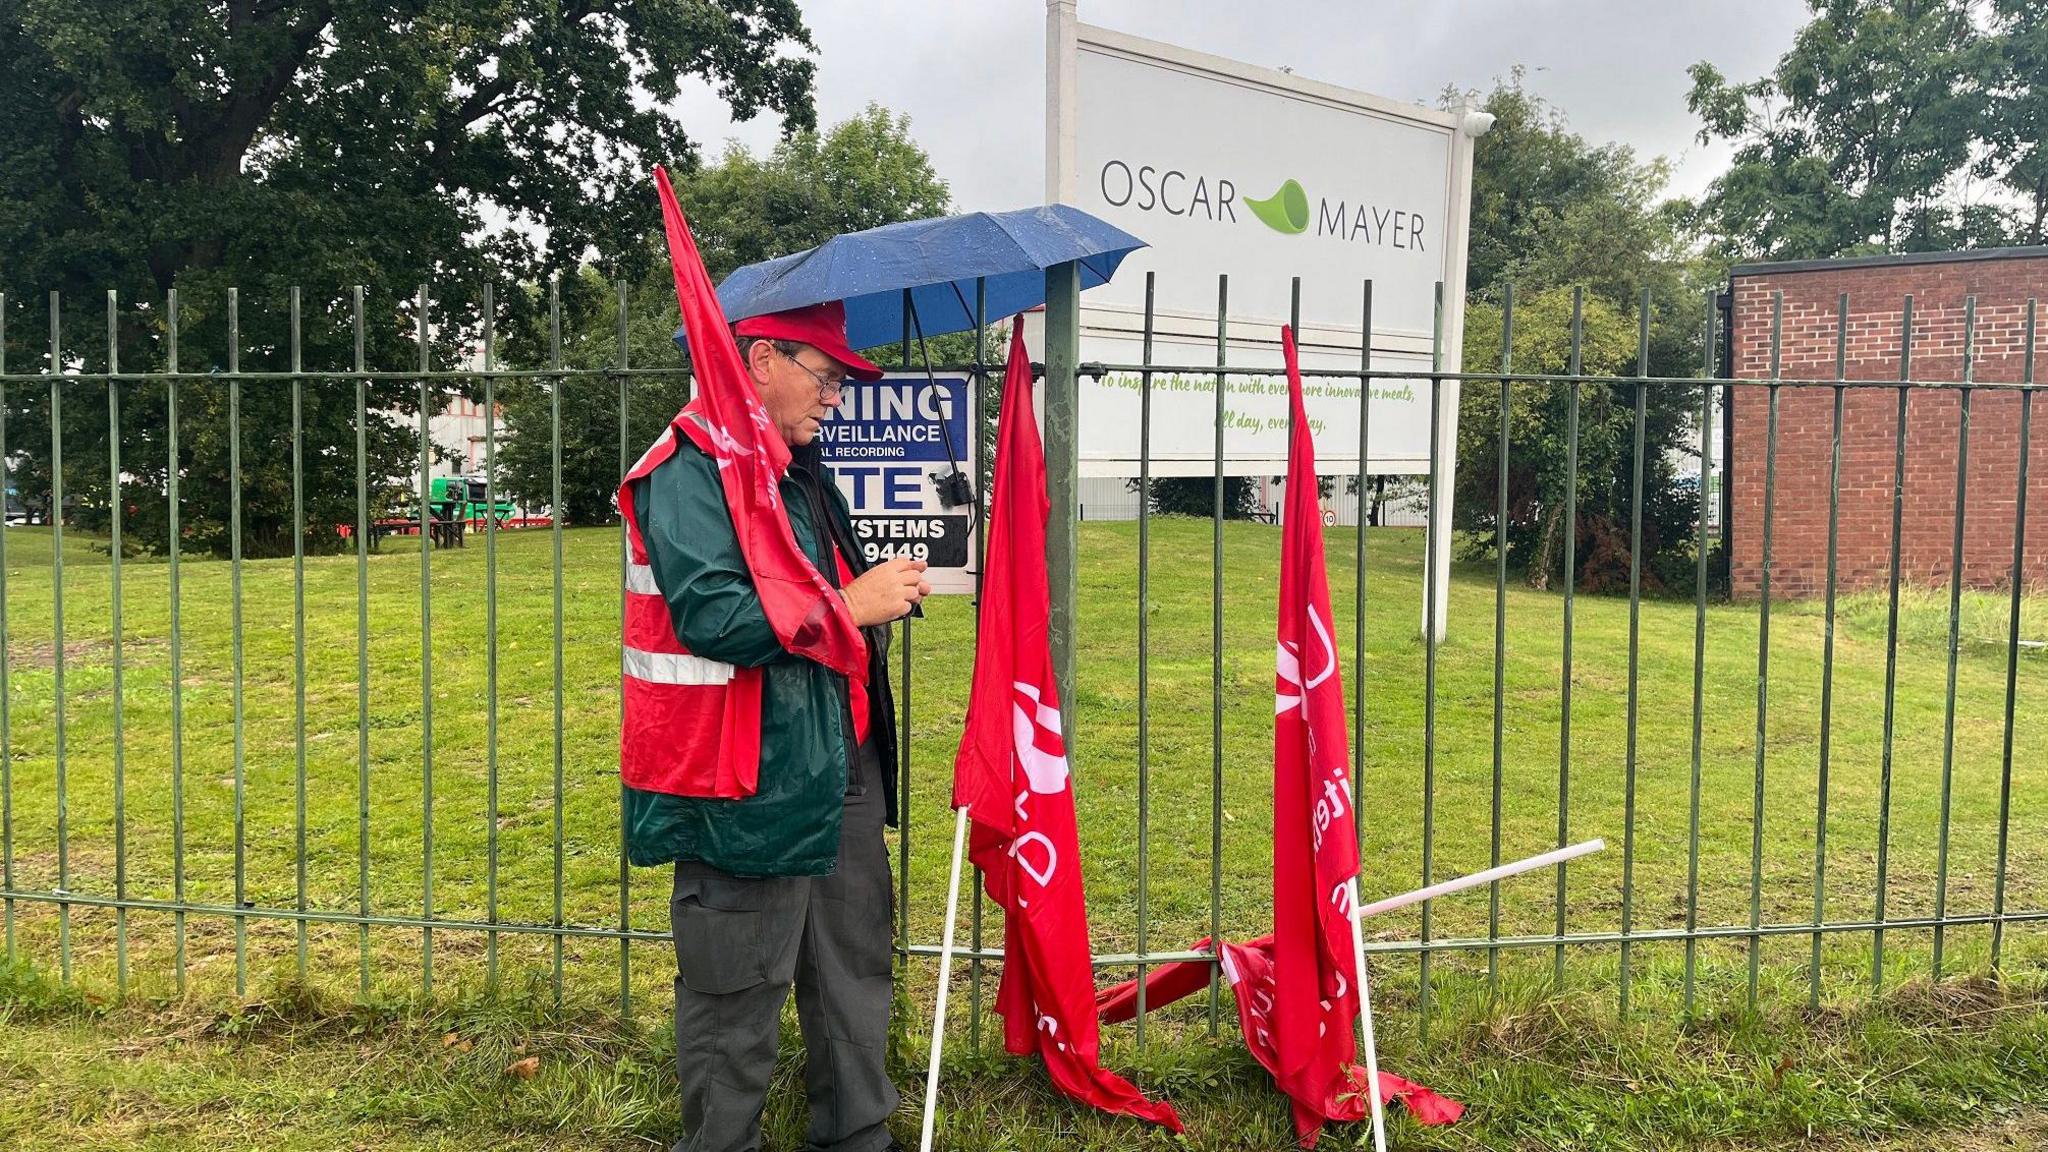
[1245,179,1310,234]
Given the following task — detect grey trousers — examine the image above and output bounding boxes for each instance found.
[671,744,898,1152]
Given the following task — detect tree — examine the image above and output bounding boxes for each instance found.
[489,270,697,528]
[680,103,951,285]
[1345,473,1427,526]
[1132,476,1265,520]
[1987,1,2048,243]
[497,104,954,523]
[1446,77,1712,591]
[1461,67,1672,298]
[1,1,816,555]
[1685,0,2014,259]
[1457,289,1700,592]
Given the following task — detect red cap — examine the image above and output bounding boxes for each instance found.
[733,300,883,381]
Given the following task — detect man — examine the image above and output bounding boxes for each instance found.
[620,299,930,1152]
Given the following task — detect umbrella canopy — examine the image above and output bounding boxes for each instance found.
[685,204,1145,355]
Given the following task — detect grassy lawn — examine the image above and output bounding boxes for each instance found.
[2,960,2044,1152]
[1,516,2045,1148]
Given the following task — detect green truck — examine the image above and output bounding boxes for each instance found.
[429,475,518,525]
[363,474,521,551]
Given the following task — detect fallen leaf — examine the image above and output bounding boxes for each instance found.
[505,1055,540,1079]
[441,1032,462,1048]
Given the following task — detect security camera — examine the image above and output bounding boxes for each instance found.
[1461,110,1496,138]
[931,468,976,509]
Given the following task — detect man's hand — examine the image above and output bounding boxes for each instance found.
[840,558,931,626]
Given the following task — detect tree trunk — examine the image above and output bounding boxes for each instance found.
[1529,500,1563,591]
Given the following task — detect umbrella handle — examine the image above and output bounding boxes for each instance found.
[907,297,978,509]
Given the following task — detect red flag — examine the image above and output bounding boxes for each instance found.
[1272,324,1372,1145]
[1221,938,1463,1128]
[950,323,1181,1132]
[643,166,866,681]
[1093,936,1228,1026]
[1088,325,1460,1139]
[1093,936,1463,1128]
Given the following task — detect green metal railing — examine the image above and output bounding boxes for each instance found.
[0,270,2041,1054]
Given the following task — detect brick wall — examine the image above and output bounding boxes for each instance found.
[1728,252,2048,599]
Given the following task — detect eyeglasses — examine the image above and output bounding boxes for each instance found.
[778,346,847,401]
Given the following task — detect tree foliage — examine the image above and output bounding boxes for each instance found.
[1449,76,1713,591]
[1686,0,2048,258]
[679,104,952,286]
[486,270,695,529]
[1,1,816,555]
[495,104,955,524]
[1135,476,1265,520]
[1458,290,1702,593]
[1986,1,2048,243]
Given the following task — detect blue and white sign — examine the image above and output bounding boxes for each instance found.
[818,373,978,594]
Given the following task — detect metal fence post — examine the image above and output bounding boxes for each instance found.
[1043,262,1082,721]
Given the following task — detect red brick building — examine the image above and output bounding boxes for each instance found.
[1726,248,2048,599]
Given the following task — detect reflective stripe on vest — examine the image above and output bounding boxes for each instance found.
[622,645,734,686]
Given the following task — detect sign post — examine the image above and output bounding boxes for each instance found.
[1044,261,1083,726]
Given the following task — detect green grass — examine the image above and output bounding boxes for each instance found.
[2,960,2043,1150]
[0,522,143,570]
[2,517,2045,1149]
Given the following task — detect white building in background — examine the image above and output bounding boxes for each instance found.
[373,333,509,482]
[426,391,506,478]
[365,386,530,525]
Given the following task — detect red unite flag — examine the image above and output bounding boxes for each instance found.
[646,165,866,682]
[1088,324,1461,1140]
[950,324,1182,1133]
[1272,323,1373,1145]
[1095,935,1463,1130]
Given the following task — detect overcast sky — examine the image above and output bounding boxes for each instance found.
[666,0,1813,213]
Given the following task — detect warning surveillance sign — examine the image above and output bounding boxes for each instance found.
[817,373,978,595]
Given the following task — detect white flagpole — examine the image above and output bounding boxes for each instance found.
[1344,875,1388,1152]
[919,805,972,1152]
[1337,839,1608,1152]
[1355,840,1606,920]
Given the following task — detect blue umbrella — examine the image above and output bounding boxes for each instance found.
[681,203,1145,355]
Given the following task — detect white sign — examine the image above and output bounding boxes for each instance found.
[1048,14,1482,478]
[1074,329,1438,478]
[1045,3,1486,638]
[817,373,978,595]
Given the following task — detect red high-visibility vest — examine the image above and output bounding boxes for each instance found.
[617,421,763,799]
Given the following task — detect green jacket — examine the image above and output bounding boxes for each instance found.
[622,438,897,877]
